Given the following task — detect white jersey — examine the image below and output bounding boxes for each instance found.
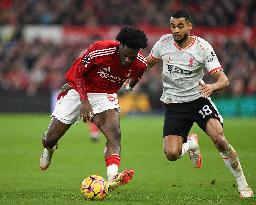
[150,34,222,103]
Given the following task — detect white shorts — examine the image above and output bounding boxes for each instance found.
[52,89,120,124]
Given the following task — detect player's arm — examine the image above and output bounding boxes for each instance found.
[76,66,94,122]
[120,60,148,94]
[121,52,160,94]
[121,77,140,93]
[75,52,95,122]
[200,41,229,98]
[199,70,229,98]
[146,55,160,70]
[117,77,139,95]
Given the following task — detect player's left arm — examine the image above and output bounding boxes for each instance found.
[117,77,140,95]
[125,77,140,90]
[199,70,229,98]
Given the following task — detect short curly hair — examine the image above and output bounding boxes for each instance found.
[171,10,192,23]
[116,26,148,50]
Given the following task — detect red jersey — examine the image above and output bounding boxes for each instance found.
[65,40,147,100]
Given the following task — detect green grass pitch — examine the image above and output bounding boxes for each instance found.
[0,114,255,205]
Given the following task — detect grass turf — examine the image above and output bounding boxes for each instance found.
[0,114,255,205]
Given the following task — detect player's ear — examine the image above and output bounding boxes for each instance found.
[118,44,124,56]
[188,21,192,30]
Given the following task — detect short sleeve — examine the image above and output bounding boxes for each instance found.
[203,42,223,74]
[75,44,97,100]
[150,40,161,60]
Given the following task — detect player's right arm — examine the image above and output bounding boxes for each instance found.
[75,46,96,122]
[146,55,160,70]
[146,37,162,70]
[80,99,94,123]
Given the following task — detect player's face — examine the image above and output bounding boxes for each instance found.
[170,17,192,44]
[118,44,138,67]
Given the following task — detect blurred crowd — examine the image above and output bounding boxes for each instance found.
[1,0,256,27]
[0,0,256,111]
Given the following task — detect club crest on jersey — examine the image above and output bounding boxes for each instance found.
[188,57,195,67]
[82,55,91,67]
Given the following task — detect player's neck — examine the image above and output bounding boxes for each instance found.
[177,36,194,49]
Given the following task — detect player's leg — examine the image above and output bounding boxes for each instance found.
[163,103,201,167]
[42,118,71,148]
[40,88,81,170]
[93,109,134,191]
[163,133,201,166]
[40,118,71,170]
[163,134,183,161]
[197,98,253,198]
[88,122,100,142]
[205,118,253,198]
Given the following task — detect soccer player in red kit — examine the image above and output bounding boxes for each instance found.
[39,26,148,191]
[88,122,100,142]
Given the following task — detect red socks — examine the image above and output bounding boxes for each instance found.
[105,154,120,167]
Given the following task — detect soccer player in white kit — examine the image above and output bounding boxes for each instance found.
[145,10,253,198]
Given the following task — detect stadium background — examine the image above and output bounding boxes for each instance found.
[0,1,256,205]
[0,0,256,116]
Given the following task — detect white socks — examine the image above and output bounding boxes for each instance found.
[220,145,248,191]
[181,142,190,157]
[107,164,119,180]
[180,139,196,157]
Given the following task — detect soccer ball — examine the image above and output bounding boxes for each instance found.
[81,175,108,200]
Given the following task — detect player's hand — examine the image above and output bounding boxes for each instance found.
[198,82,215,98]
[80,100,94,122]
[118,84,133,96]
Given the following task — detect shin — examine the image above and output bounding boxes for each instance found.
[42,117,71,148]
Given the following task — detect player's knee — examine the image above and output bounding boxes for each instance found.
[164,149,180,161]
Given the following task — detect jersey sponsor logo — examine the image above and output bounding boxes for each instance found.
[167,64,193,75]
[97,67,122,83]
[102,67,111,72]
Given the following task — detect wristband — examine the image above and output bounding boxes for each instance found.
[125,84,133,91]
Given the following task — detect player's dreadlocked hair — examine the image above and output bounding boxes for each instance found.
[171,10,192,23]
[116,26,148,50]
